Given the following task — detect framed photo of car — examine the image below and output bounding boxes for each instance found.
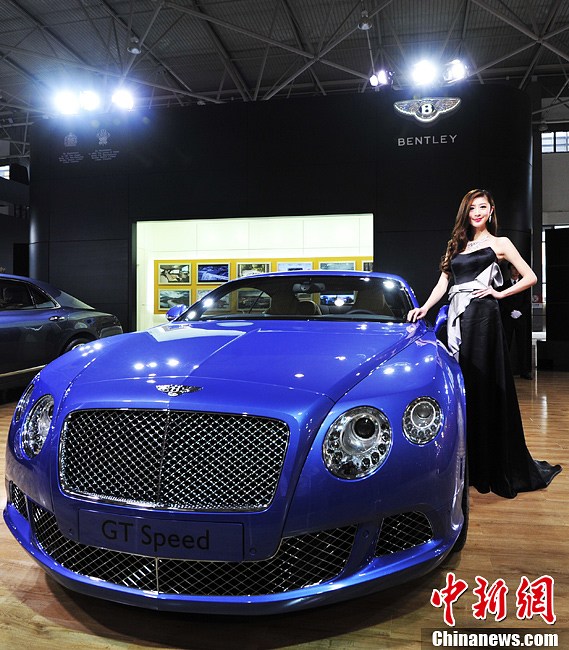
[196,288,230,311]
[158,289,191,311]
[196,288,213,301]
[237,288,271,311]
[237,262,271,278]
[319,261,355,271]
[277,261,313,272]
[158,263,191,285]
[197,263,230,283]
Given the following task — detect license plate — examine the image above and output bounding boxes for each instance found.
[79,510,244,560]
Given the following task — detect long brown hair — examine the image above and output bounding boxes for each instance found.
[440,189,498,274]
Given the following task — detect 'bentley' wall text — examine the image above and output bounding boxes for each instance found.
[397,134,458,147]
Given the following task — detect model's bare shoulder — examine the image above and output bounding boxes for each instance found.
[491,235,514,259]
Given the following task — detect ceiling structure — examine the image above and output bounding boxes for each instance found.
[1,0,569,163]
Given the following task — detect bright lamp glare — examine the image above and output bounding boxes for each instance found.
[79,90,101,111]
[376,70,391,86]
[369,69,391,87]
[411,60,438,86]
[443,59,468,83]
[112,88,134,110]
[54,91,80,115]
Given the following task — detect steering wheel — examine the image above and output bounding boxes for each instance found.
[347,309,375,315]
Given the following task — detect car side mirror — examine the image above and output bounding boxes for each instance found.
[434,305,449,334]
[166,304,186,321]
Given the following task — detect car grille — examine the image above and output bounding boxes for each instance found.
[375,511,433,556]
[59,409,290,511]
[31,504,357,596]
[9,482,28,520]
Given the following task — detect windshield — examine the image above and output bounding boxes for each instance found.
[178,274,414,322]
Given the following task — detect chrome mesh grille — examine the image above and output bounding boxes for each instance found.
[32,505,156,590]
[375,511,433,556]
[59,409,290,510]
[31,504,356,596]
[9,483,28,520]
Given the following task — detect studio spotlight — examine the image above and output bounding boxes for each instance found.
[79,90,101,111]
[411,60,438,86]
[443,59,468,84]
[358,9,373,31]
[127,37,141,55]
[369,70,393,87]
[112,88,134,110]
[53,91,80,115]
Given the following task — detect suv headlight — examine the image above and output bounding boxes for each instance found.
[323,406,392,479]
[21,394,54,458]
[402,397,442,445]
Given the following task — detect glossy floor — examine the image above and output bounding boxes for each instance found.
[0,374,567,649]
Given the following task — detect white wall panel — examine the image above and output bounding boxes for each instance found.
[543,153,569,224]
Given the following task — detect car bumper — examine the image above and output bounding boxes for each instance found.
[4,481,462,615]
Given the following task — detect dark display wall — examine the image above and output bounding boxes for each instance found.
[29,85,532,332]
[0,213,28,275]
[538,228,569,370]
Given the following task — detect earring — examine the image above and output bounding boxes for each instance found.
[488,214,492,223]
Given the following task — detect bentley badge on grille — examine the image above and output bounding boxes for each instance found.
[156,384,203,396]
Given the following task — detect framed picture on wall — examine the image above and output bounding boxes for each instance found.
[196,288,230,311]
[319,261,355,271]
[158,263,191,284]
[362,261,373,272]
[277,262,313,272]
[197,263,230,283]
[237,262,271,278]
[197,288,213,301]
[158,289,191,311]
[237,289,271,311]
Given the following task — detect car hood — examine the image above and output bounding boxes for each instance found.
[57,320,421,403]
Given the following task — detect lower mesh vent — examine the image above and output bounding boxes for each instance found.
[31,504,356,596]
[375,511,433,556]
[9,483,28,520]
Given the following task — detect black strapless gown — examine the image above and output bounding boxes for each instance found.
[451,247,562,498]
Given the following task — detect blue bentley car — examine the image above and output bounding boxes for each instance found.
[4,271,466,614]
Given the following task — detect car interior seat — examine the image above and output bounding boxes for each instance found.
[351,288,392,316]
[295,299,322,315]
[266,292,298,316]
[1,285,32,309]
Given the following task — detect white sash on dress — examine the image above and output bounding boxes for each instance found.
[447,260,503,358]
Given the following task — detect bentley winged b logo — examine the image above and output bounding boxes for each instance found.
[156,384,203,397]
[394,97,461,124]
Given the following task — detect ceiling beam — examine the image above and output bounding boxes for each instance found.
[164,0,369,82]
[281,0,326,96]
[253,0,283,101]
[186,1,252,102]
[263,0,395,99]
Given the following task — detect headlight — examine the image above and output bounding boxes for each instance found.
[323,406,392,479]
[402,397,442,445]
[21,394,54,458]
[14,382,35,423]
